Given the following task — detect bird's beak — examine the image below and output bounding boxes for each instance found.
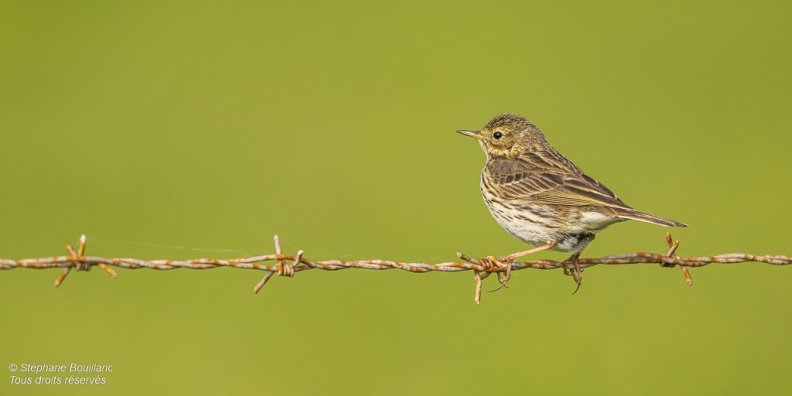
[457,130,485,140]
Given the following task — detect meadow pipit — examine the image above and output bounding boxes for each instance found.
[458,114,687,291]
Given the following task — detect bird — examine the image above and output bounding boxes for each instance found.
[457,113,687,291]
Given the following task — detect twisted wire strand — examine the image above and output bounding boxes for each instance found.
[1,234,789,303]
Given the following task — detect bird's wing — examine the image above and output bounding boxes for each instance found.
[484,153,632,211]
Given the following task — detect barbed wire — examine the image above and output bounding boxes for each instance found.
[1,233,789,304]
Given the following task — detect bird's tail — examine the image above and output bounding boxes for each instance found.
[619,210,688,227]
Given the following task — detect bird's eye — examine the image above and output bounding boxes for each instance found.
[493,131,503,139]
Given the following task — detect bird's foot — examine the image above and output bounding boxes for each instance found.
[563,253,584,295]
[456,254,515,292]
[488,241,557,292]
[486,256,513,292]
[563,266,583,294]
[457,241,557,300]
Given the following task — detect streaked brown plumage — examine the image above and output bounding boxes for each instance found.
[458,113,687,288]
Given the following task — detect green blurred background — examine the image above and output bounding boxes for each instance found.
[2,1,791,395]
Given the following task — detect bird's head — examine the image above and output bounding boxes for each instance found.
[457,113,546,158]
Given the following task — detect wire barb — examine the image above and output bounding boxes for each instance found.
[662,232,693,285]
[55,234,115,287]
[2,233,790,303]
[253,235,303,294]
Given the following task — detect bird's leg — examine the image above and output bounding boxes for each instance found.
[563,234,595,294]
[564,251,584,294]
[490,241,557,291]
[497,240,557,262]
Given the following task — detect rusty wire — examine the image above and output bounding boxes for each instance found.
[1,233,790,304]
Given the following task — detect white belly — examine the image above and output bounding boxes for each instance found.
[485,199,622,253]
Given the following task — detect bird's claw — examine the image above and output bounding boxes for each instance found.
[485,256,513,292]
[563,262,583,294]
